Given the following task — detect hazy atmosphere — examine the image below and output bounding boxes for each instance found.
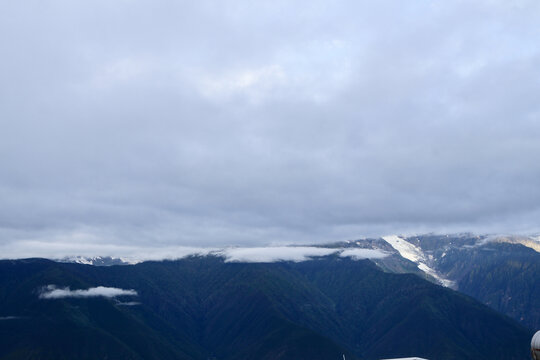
[1,0,540,257]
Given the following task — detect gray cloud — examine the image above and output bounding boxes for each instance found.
[39,285,137,299]
[1,0,540,256]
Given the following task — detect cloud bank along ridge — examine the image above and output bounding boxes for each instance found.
[35,247,389,302]
[20,245,391,264]
[220,246,390,263]
[78,246,391,263]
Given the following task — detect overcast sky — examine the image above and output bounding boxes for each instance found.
[1,0,540,257]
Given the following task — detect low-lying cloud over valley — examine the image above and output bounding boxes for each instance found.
[39,285,138,299]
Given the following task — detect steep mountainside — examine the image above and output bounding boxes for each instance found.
[325,234,539,330]
[0,257,532,360]
[436,242,540,330]
[389,234,540,330]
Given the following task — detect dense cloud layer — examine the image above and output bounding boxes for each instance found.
[219,246,388,262]
[1,0,540,256]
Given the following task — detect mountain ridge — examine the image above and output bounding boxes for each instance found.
[0,256,532,360]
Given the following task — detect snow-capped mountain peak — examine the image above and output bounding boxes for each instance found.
[58,256,139,266]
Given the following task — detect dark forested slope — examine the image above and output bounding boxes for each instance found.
[0,256,532,360]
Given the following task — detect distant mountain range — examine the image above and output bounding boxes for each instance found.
[59,255,137,266]
[342,234,540,331]
[0,254,534,359]
[57,233,540,331]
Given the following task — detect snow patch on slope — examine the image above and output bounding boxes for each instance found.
[382,235,424,263]
[417,263,455,288]
[382,235,454,287]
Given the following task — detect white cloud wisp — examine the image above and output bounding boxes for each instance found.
[39,285,137,299]
[339,248,390,260]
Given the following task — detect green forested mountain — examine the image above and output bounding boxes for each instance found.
[436,242,540,330]
[347,234,540,330]
[0,256,532,360]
